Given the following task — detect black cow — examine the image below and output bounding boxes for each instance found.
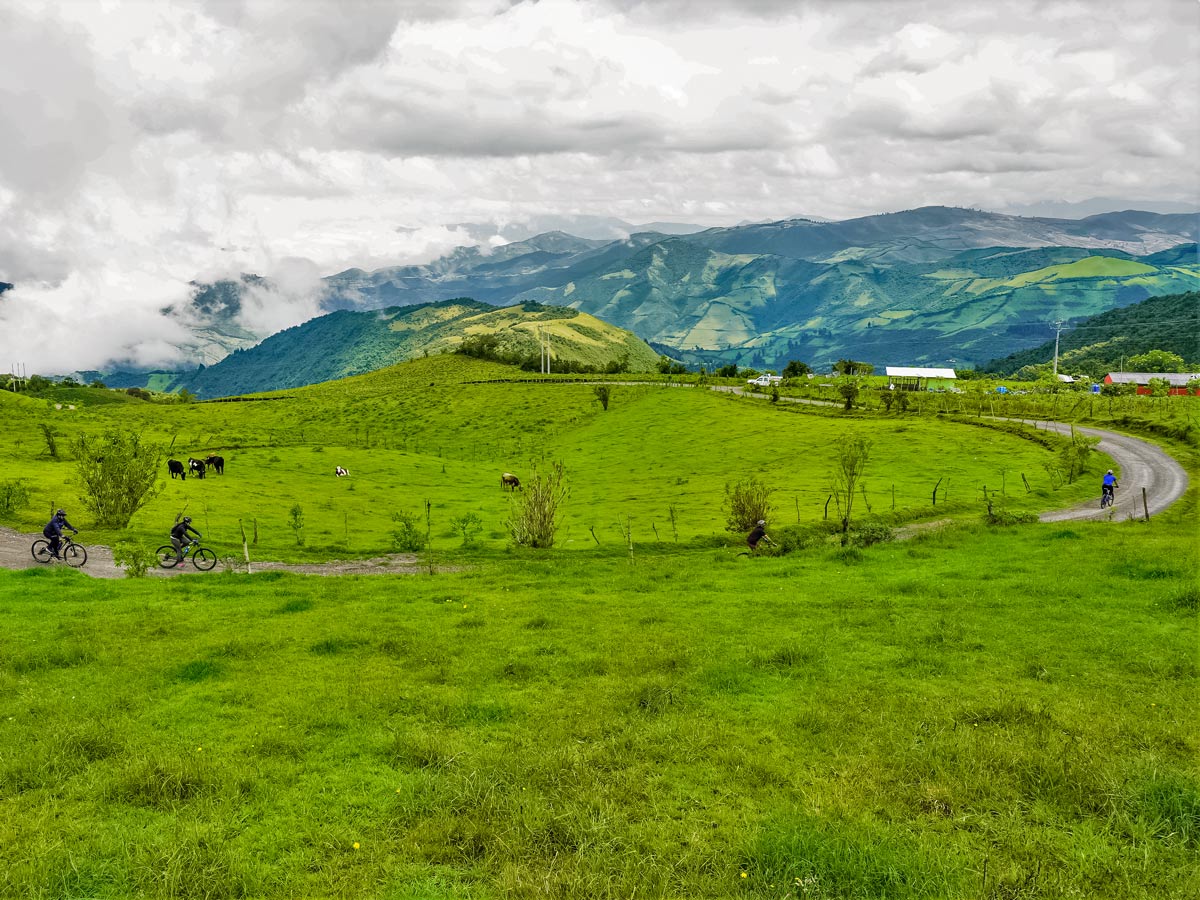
[501,472,521,491]
[167,459,186,480]
[205,454,225,475]
[188,457,207,479]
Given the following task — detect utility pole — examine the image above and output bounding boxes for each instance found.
[1052,321,1063,378]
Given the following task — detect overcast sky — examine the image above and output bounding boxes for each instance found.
[1,0,1198,372]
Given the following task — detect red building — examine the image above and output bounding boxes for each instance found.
[1102,372,1200,395]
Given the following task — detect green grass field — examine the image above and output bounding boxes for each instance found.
[0,357,1196,898]
[1,356,1101,560]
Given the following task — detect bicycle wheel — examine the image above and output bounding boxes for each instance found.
[156,545,181,569]
[31,539,52,563]
[192,548,217,571]
[63,543,87,567]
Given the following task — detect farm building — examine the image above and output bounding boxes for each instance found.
[1102,372,1200,395]
[885,366,957,392]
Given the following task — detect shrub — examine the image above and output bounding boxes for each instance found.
[288,504,305,546]
[391,510,428,552]
[112,541,156,578]
[72,429,163,528]
[724,476,774,533]
[507,461,568,548]
[449,512,483,547]
[0,480,30,515]
[848,519,894,547]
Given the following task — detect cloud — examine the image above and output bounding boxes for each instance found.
[0,0,1197,374]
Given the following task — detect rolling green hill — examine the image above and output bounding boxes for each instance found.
[177,299,662,398]
[983,290,1200,377]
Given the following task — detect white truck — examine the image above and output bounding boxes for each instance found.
[746,374,783,387]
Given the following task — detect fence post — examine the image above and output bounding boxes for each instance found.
[1142,487,1150,522]
[239,518,252,575]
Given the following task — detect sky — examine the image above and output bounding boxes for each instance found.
[1,0,1198,373]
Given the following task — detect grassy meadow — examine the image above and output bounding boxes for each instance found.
[1,356,1103,561]
[0,356,1197,899]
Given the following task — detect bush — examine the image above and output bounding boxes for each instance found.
[112,541,156,578]
[391,510,428,552]
[848,519,894,547]
[0,480,30,515]
[72,430,163,528]
[450,512,483,547]
[507,461,568,548]
[724,476,774,533]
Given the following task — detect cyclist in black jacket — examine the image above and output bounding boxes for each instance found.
[43,509,78,559]
[170,516,202,563]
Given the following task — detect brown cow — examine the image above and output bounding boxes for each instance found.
[500,472,521,491]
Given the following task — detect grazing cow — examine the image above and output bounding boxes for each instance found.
[167,459,186,480]
[205,454,225,475]
[188,457,207,479]
[501,472,521,491]
[335,466,349,477]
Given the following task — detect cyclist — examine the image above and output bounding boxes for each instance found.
[170,516,202,564]
[747,519,775,552]
[1102,469,1118,507]
[42,508,78,559]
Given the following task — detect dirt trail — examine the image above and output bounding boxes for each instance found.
[0,526,424,579]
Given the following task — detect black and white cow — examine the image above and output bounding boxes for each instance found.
[335,466,349,477]
[167,459,186,480]
[501,472,521,491]
[188,457,207,479]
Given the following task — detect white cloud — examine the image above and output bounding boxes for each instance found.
[0,0,1197,372]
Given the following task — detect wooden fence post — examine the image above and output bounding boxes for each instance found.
[1142,487,1150,522]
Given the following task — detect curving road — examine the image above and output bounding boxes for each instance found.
[713,385,1189,522]
[1017,420,1189,522]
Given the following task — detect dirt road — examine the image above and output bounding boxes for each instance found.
[0,526,424,579]
[1016,420,1189,523]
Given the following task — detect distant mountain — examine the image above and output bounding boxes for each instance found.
[982,290,1200,378]
[150,206,1200,380]
[446,214,708,243]
[176,299,661,398]
[999,198,1200,218]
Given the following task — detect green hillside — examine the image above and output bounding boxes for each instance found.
[983,290,1200,377]
[519,241,1200,370]
[178,300,661,398]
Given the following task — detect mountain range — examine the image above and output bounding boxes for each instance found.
[48,205,1199,388]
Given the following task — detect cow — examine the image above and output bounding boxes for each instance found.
[501,472,521,491]
[167,459,186,480]
[188,457,207,479]
[335,466,349,477]
[205,454,225,475]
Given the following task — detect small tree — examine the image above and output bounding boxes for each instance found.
[0,480,30,515]
[289,504,305,546]
[390,510,428,551]
[449,512,483,547]
[594,385,611,411]
[723,476,774,533]
[507,461,568,548]
[72,430,163,527]
[1147,377,1171,399]
[39,423,59,459]
[783,359,812,378]
[835,375,863,410]
[1060,426,1100,484]
[834,359,874,376]
[831,434,872,545]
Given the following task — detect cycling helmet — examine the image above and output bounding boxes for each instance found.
[757,519,765,526]
[182,516,192,524]
[56,508,65,516]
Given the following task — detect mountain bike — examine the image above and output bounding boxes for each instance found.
[1100,486,1115,509]
[31,534,88,567]
[156,539,218,571]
